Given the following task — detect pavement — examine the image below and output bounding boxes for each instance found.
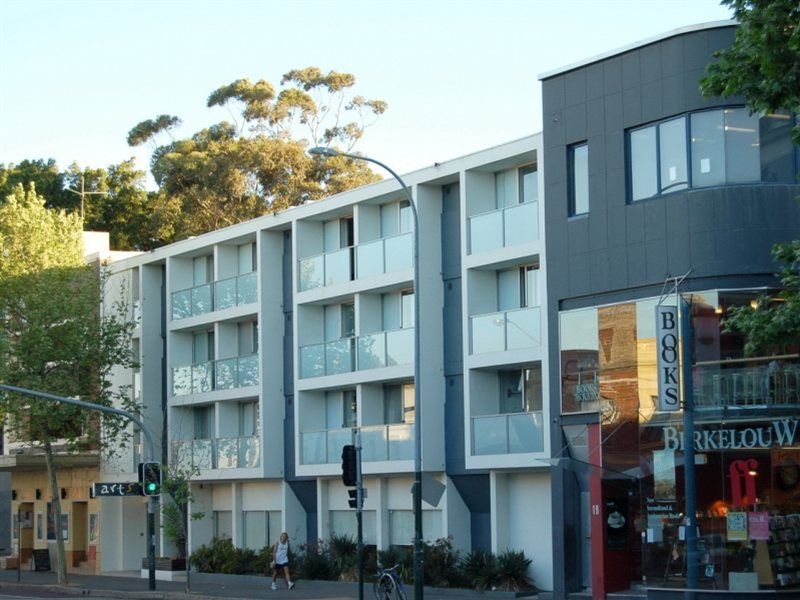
[0,569,536,600]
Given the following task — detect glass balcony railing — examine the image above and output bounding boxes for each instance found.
[693,360,800,409]
[298,247,353,291]
[472,411,544,455]
[469,201,538,254]
[171,272,257,320]
[299,233,414,292]
[300,424,414,465]
[355,232,413,279]
[172,436,261,470]
[299,328,414,378]
[470,306,540,354]
[172,355,259,396]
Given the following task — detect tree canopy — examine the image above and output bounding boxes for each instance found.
[700,0,800,144]
[127,68,386,239]
[700,0,800,354]
[0,184,137,582]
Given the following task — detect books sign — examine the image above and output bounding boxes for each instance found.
[655,306,680,412]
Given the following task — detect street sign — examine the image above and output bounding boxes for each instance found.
[91,482,142,497]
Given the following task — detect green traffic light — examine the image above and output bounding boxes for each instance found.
[147,483,157,492]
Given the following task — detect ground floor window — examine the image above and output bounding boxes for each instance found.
[242,510,281,550]
[387,510,442,545]
[329,510,377,545]
[212,510,232,539]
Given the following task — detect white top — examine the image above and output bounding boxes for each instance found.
[275,541,289,564]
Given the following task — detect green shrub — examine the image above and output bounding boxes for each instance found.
[462,548,498,591]
[294,540,335,581]
[377,546,413,582]
[329,533,358,581]
[495,549,532,591]
[190,538,237,573]
[422,536,466,587]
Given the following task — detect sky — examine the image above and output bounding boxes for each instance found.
[0,0,733,186]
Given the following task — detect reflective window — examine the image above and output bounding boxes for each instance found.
[495,169,517,208]
[659,117,688,194]
[569,143,589,216]
[631,126,658,200]
[629,107,797,202]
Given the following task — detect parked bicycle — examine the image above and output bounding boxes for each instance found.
[374,563,407,600]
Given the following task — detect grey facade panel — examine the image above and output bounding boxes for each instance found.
[542,23,799,596]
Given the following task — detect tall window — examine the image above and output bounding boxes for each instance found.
[568,143,589,216]
[628,108,796,202]
[519,165,539,204]
[499,366,543,413]
[497,265,539,311]
[384,382,414,424]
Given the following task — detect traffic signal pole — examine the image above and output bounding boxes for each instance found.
[354,430,364,600]
[0,384,160,591]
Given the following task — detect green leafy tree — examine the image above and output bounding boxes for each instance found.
[160,462,204,560]
[700,0,800,351]
[128,68,386,239]
[0,184,137,583]
[0,159,74,210]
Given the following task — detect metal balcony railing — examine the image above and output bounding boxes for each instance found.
[299,328,413,378]
[693,358,800,409]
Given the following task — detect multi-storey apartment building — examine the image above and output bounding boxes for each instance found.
[102,135,555,588]
[541,21,800,598]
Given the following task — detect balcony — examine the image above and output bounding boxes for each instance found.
[299,328,414,378]
[355,232,413,279]
[470,306,541,354]
[471,411,544,455]
[172,354,259,396]
[300,424,414,465]
[298,233,413,292]
[172,436,261,470]
[171,272,257,320]
[693,359,800,410]
[469,201,538,254]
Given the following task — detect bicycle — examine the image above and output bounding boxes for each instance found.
[373,563,407,600]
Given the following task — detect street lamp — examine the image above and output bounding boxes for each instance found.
[308,146,424,600]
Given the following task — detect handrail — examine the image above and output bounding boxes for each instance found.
[467,198,537,221]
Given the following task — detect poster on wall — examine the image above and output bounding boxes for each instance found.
[89,514,98,543]
[727,511,748,541]
[749,512,770,540]
[606,499,628,550]
[653,449,676,499]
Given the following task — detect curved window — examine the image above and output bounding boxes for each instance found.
[628,108,796,202]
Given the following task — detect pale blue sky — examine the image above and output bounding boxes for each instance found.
[0,0,732,183]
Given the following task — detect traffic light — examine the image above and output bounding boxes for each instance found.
[138,462,162,496]
[348,489,358,509]
[341,444,357,487]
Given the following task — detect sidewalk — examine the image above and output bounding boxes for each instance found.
[0,569,536,600]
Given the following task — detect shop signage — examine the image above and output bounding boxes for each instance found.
[655,306,680,412]
[662,419,799,451]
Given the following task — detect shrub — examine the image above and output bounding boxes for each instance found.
[190,538,236,573]
[377,546,413,583]
[422,536,466,587]
[294,540,335,581]
[462,548,498,591]
[329,533,358,581]
[495,549,533,591]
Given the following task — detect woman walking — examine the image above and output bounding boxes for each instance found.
[271,532,295,590]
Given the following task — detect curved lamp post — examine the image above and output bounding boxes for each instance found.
[308,147,424,600]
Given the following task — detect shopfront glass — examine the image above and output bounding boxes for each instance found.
[560,290,800,591]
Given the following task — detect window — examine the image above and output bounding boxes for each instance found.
[330,510,376,544]
[238,321,258,355]
[381,290,414,330]
[239,401,259,436]
[212,510,232,539]
[238,242,256,274]
[499,366,543,413]
[380,201,412,236]
[568,143,589,216]
[497,265,539,311]
[192,255,214,285]
[193,330,214,364]
[242,510,281,550]
[388,510,441,545]
[384,382,415,424]
[629,108,797,202]
[193,406,213,439]
[519,165,539,204]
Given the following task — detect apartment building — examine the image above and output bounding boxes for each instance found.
[102,135,554,587]
[540,21,800,598]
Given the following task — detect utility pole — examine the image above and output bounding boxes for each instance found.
[65,175,107,220]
